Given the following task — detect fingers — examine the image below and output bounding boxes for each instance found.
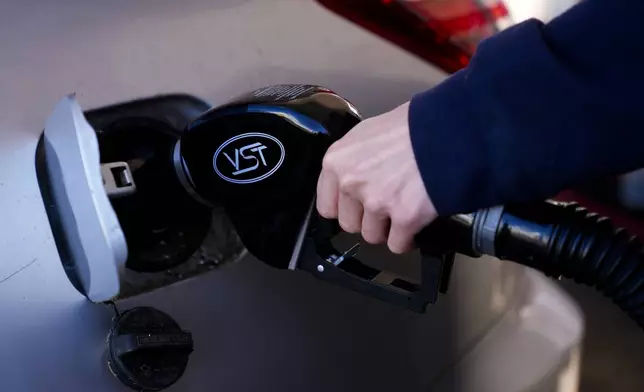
[317,160,416,251]
[338,192,363,233]
[316,101,437,254]
[316,169,339,219]
[387,222,416,254]
[361,212,389,244]
[317,173,418,252]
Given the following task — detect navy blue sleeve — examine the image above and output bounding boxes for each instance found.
[409,0,644,215]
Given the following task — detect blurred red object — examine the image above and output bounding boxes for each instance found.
[317,0,511,73]
[403,0,510,53]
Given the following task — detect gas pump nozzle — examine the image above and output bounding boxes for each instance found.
[172,85,644,329]
[173,85,463,312]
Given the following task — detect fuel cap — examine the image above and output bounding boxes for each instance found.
[107,307,193,391]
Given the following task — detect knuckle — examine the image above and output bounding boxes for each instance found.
[392,211,415,228]
[322,153,337,172]
[338,175,358,191]
[363,196,384,213]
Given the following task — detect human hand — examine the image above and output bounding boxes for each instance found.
[316,102,438,254]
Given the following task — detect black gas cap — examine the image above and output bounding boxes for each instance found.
[107,307,193,391]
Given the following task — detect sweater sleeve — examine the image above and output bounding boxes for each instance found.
[409,0,644,215]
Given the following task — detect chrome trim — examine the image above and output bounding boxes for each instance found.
[287,199,315,270]
[246,105,328,135]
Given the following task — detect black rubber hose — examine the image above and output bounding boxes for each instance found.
[493,201,644,328]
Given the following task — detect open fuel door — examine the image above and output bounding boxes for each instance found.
[37,95,129,302]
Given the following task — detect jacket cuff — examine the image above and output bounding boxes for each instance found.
[409,69,487,216]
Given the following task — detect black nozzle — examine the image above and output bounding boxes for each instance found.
[176,85,361,268]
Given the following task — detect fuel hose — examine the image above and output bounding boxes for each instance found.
[434,200,644,329]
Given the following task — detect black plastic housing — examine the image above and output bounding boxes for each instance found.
[179,85,361,268]
[177,84,457,312]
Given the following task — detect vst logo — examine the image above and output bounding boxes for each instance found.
[213,133,285,184]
